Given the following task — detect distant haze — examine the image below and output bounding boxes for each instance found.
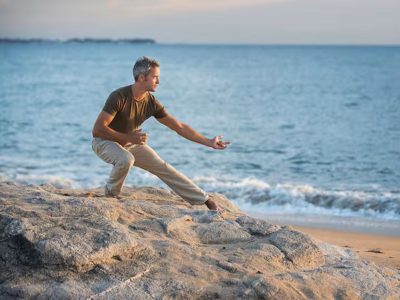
[1,0,399,45]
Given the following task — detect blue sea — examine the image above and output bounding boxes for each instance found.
[1,42,399,222]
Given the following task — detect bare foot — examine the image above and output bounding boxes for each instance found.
[104,186,123,199]
[205,198,224,212]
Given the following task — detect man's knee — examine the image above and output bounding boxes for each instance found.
[116,153,135,169]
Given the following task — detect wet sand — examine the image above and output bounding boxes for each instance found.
[295,225,400,270]
[247,211,400,270]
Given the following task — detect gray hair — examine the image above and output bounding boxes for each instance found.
[132,56,160,81]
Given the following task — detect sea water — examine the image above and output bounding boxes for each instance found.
[1,42,399,221]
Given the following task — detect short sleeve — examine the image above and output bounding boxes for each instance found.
[102,91,122,116]
[152,96,168,119]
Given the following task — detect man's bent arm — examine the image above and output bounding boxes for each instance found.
[157,114,213,147]
[92,111,131,146]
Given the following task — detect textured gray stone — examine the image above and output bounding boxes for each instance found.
[236,215,281,236]
[0,181,398,300]
[195,220,252,244]
[268,228,325,268]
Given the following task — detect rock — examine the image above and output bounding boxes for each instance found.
[159,215,200,245]
[268,228,325,268]
[236,215,281,236]
[129,219,165,234]
[0,181,398,300]
[0,211,140,272]
[195,220,252,244]
[242,276,281,299]
[208,192,243,214]
[3,219,24,236]
[246,243,286,264]
[216,260,238,273]
[190,210,223,223]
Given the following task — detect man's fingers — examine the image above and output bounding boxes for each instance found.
[215,136,230,143]
[214,140,230,149]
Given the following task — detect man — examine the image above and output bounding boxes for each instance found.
[92,56,230,211]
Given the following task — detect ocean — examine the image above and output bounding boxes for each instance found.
[1,42,399,222]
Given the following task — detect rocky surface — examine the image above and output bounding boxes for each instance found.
[0,181,399,299]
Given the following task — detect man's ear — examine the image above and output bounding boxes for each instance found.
[138,73,145,82]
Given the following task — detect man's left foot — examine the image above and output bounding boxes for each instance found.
[104,185,122,199]
[205,198,224,212]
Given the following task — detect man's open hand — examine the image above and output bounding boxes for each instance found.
[209,135,230,150]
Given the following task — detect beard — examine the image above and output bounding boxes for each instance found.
[147,85,158,92]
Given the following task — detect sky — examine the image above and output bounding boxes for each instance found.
[0,0,399,45]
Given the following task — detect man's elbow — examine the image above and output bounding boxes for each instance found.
[92,124,104,138]
[92,128,99,138]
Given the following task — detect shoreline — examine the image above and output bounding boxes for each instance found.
[294,225,400,270]
[247,211,400,270]
[246,211,400,236]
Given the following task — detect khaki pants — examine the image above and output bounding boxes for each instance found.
[92,138,208,205]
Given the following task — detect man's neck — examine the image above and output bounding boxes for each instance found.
[131,84,147,102]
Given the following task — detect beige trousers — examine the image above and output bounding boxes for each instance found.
[92,138,208,205]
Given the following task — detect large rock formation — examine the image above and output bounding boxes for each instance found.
[0,181,398,299]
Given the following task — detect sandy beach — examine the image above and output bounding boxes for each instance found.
[295,226,400,270]
[247,211,400,270]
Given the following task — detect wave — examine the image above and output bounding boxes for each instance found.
[1,172,399,220]
[194,176,400,220]
[1,174,76,189]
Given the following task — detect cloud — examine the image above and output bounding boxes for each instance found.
[0,0,399,44]
[99,0,284,16]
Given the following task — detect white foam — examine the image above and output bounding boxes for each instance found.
[10,173,76,189]
[194,176,400,220]
[1,171,399,220]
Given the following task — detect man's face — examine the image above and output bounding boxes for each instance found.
[144,67,160,92]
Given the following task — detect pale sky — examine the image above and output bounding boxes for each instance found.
[0,0,399,44]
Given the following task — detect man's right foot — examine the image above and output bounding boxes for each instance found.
[205,197,224,212]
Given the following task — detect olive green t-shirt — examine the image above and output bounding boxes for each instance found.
[102,85,168,134]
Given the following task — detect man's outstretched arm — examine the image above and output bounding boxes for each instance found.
[157,113,228,212]
[156,114,230,149]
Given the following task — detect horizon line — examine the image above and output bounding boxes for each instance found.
[0,37,399,47]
